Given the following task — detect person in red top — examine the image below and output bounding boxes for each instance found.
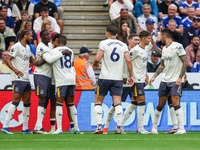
[74,47,96,90]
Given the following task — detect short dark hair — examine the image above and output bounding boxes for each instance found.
[0,5,8,11]
[192,34,200,40]
[171,31,180,42]
[106,25,118,36]
[139,30,151,39]
[52,33,61,42]
[20,29,31,40]
[40,6,49,13]
[40,30,48,38]
[161,28,173,38]
[128,33,139,40]
[58,35,67,44]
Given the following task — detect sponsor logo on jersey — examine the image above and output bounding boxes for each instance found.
[143,57,148,63]
[163,56,172,61]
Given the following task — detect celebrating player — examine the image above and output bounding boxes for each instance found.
[42,35,82,134]
[92,25,134,134]
[1,29,36,134]
[103,33,139,134]
[149,29,187,134]
[33,30,66,134]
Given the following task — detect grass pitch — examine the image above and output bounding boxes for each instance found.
[0,131,199,150]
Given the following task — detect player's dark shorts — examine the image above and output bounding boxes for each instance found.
[56,85,75,98]
[34,74,51,98]
[95,79,123,96]
[131,83,145,97]
[121,87,132,102]
[158,81,182,97]
[50,85,56,100]
[12,81,31,94]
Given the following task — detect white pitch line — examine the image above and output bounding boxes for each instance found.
[0,138,200,142]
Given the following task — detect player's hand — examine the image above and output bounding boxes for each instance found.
[14,69,24,78]
[149,77,155,85]
[62,50,72,56]
[175,77,182,86]
[92,63,99,71]
[123,78,127,84]
[128,76,134,87]
[145,75,149,87]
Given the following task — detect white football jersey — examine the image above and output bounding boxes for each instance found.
[34,42,53,78]
[129,43,152,83]
[43,46,75,87]
[161,42,186,82]
[9,42,32,81]
[98,39,129,80]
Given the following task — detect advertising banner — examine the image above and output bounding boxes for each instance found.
[1,90,200,131]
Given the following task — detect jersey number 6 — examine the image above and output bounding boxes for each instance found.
[110,47,120,62]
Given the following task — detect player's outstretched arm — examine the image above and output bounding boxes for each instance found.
[124,52,134,87]
[93,50,104,71]
[149,59,165,85]
[32,58,46,66]
[5,55,24,77]
[151,37,162,56]
[176,55,187,86]
[42,50,63,64]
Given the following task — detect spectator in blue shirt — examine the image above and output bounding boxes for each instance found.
[157,0,179,5]
[0,5,14,31]
[179,0,200,19]
[182,6,195,30]
[160,4,183,34]
[134,0,158,18]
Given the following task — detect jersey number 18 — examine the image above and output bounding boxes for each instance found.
[60,55,71,68]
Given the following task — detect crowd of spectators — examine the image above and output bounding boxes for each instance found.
[0,0,63,73]
[108,0,200,72]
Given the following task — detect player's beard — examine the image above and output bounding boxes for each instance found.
[26,39,31,45]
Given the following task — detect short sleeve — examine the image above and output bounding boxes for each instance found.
[9,45,18,57]
[123,44,129,53]
[179,2,184,9]
[129,47,138,60]
[98,41,104,51]
[176,44,186,56]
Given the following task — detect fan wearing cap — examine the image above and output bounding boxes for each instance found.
[182,15,200,48]
[74,47,96,90]
[147,51,161,72]
[137,4,158,30]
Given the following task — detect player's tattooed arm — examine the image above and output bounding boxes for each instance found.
[179,55,187,79]
[32,59,46,66]
[153,59,165,78]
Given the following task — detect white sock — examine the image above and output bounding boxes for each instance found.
[175,108,184,129]
[104,105,115,128]
[22,106,30,130]
[115,105,123,127]
[50,118,56,130]
[169,107,178,129]
[137,105,145,131]
[69,105,78,130]
[122,103,137,125]
[153,109,162,128]
[3,104,17,128]
[94,105,102,126]
[35,107,45,130]
[56,105,63,131]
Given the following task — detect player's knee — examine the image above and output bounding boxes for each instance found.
[39,96,47,104]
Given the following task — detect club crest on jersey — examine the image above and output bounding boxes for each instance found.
[40,90,44,94]
[40,48,44,52]
[10,48,14,53]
